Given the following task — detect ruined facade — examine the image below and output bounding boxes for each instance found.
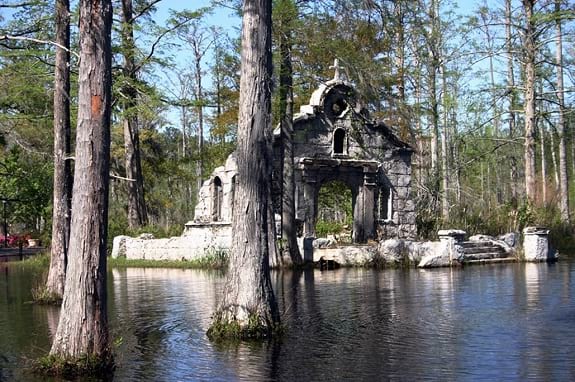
[192,70,416,242]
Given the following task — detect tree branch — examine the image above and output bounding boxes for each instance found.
[0,35,79,58]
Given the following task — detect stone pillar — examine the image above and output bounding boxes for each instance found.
[302,177,317,239]
[523,227,553,262]
[438,229,466,265]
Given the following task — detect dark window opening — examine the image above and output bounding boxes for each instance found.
[213,176,223,222]
[333,128,346,154]
[379,187,392,221]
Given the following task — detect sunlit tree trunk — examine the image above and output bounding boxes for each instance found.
[555,0,570,222]
[50,0,113,363]
[208,0,279,338]
[46,0,72,300]
[440,63,449,221]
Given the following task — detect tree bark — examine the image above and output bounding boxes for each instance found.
[506,0,518,205]
[440,62,449,221]
[193,43,204,194]
[539,122,547,204]
[46,0,72,300]
[121,0,147,229]
[277,0,302,267]
[555,0,570,222]
[50,0,112,362]
[522,0,537,203]
[208,0,279,338]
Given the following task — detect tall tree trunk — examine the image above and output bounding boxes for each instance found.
[121,0,147,229]
[277,0,302,267]
[46,0,72,300]
[428,0,440,203]
[208,0,279,338]
[539,123,547,204]
[50,0,112,365]
[440,63,449,221]
[522,0,537,202]
[506,0,518,205]
[194,48,204,194]
[555,0,570,222]
[550,125,559,189]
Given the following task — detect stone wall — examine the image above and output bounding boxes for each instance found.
[112,223,232,261]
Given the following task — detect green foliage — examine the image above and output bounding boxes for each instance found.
[0,148,52,237]
[315,220,347,238]
[316,180,352,239]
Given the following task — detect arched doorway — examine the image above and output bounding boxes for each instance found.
[315,180,353,243]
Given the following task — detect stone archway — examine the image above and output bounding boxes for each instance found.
[297,158,378,243]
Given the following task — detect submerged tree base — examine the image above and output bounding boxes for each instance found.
[207,312,283,341]
[34,352,115,379]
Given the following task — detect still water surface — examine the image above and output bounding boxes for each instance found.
[1,261,575,381]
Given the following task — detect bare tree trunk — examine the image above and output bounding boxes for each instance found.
[506,0,518,205]
[539,123,547,204]
[522,0,537,202]
[440,63,449,221]
[121,0,147,228]
[193,47,204,193]
[208,0,279,338]
[549,125,559,189]
[277,0,302,267]
[555,0,570,222]
[50,0,112,365]
[46,0,72,300]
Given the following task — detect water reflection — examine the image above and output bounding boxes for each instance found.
[1,262,575,381]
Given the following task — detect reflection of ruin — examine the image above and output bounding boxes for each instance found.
[192,63,416,243]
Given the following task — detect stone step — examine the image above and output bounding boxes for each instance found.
[462,245,506,255]
[465,257,517,265]
[464,252,509,261]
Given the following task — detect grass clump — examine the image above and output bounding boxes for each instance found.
[207,312,283,341]
[8,253,50,269]
[34,352,114,379]
[109,248,229,270]
[31,286,62,305]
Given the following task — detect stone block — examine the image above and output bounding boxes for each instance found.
[523,227,555,261]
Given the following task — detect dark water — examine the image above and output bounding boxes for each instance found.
[1,260,575,381]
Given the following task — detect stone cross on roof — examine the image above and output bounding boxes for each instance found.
[329,58,345,81]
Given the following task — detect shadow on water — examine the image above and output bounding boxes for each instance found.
[2,261,575,381]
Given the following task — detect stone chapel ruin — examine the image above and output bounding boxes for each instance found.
[192,61,416,243]
[114,62,549,267]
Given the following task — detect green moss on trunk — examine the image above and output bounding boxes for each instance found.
[207,312,283,341]
[34,352,114,379]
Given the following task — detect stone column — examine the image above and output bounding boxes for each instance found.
[523,227,554,262]
[302,177,317,239]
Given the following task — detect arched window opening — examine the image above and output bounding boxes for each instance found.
[212,176,223,222]
[378,186,392,221]
[333,128,346,155]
